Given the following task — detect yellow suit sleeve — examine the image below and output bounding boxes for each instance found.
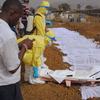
[34,16,46,36]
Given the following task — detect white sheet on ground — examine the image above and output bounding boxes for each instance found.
[49,69,75,83]
[81,86,100,100]
[51,28,100,69]
[43,28,100,99]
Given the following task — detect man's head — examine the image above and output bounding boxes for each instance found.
[1,0,23,27]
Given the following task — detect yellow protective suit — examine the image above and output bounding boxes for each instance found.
[17,34,45,67]
[17,7,56,68]
[33,8,46,36]
[44,30,56,46]
[33,8,55,45]
[22,7,54,67]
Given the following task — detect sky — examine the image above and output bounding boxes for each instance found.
[30,0,100,9]
[0,0,100,9]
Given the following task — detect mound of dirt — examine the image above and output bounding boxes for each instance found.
[22,82,81,100]
[44,44,69,70]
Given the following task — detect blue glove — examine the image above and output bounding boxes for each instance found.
[50,37,56,41]
[33,67,39,78]
[46,20,53,27]
[47,36,56,41]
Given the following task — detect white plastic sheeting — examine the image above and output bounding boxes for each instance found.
[50,28,100,99]
[39,28,100,100]
[52,28,100,68]
[81,86,100,100]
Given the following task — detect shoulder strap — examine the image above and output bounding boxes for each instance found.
[34,14,42,17]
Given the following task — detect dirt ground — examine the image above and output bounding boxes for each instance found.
[21,21,100,100]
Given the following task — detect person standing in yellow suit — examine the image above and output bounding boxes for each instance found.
[17,0,56,84]
[30,0,56,84]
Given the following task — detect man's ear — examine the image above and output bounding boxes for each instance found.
[9,9,16,16]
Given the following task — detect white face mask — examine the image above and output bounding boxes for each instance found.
[45,10,48,15]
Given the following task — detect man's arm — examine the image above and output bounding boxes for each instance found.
[10,38,33,74]
[2,38,33,74]
[9,44,26,74]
